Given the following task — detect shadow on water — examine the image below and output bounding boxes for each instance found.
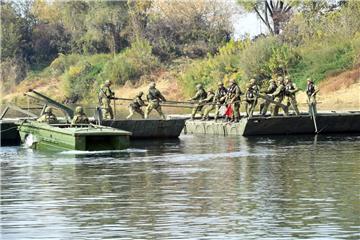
[1,133,359,239]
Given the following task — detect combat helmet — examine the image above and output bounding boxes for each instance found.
[229,78,236,84]
[75,106,84,114]
[149,82,156,88]
[307,78,313,83]
[249,78,256,85]
[196,83,203,90]
[104,80,112,86]
[217,81,224,86]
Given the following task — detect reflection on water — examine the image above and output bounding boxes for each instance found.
[1,134,359,239]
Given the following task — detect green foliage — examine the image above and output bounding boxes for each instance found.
[62,60,103,101]
[289,37,360,88]
[101,38,159,85]
[180,39,248,96]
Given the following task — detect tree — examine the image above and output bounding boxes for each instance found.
[1,1,23,59]
[237,0,294,35]
[144,0,232,60]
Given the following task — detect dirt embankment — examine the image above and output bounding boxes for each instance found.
[297,67,360,111]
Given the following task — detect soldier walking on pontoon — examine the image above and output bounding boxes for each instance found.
[201,89,216,121]
[127,91,146,119]
[306,78,319,115]
[189,83,207,120]
[270,77,287,116]
[244,79,260,117]
[144,82,167,120]
[99,80,115,120]
[227,79,242,122]
[284,76,300,115]
[259,79,277,116]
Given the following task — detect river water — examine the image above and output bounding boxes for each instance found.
[1,134,359,239]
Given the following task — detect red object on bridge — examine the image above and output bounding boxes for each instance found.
[225,105,233,117]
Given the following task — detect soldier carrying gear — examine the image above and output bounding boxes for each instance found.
[144,82,167,120]
[127,91,146,119]
[270,77,287,116]
[226,79,242,122]
[244,79,260,117]
[306,78,319,115]
[259,79,278,116]
[98,80,115,120]
[189,83,207,120]
[37,106,58,124]
[284,77,300,115]
[201,89,216,121]
[71,106,89,125]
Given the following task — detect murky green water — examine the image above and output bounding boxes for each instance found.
[1,134,359,239]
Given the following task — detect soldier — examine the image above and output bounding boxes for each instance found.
[99,80,115,120]
[259,79,277,116]
[127,91,146,119]
[144,82,167,120]
[71,106,89,125]
[213,82,228,121]
[244,79,260,117]
[37,106,58,124]
[270,76,287,116]
[227,79,242,122]
[284,76,300,115]
[189,83,207,120]
[306,78,319,115]
[201,89,216,121]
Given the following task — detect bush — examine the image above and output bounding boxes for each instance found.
[62,60,103,101]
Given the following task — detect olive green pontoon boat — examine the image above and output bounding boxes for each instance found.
[17,121,131,151]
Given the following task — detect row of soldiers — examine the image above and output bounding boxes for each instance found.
[187,76,318,122]
[99,80,167,120]
[98,76,318,121]
[37,76,318,124]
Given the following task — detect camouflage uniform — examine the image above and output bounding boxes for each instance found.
[190,84,207,120]
[270,77,287,116]
[284,77,300,115]
[259,79,277,116]
[145,82,167,120]
[99,80,115,120]
[244,79,260,117]
[227,79,242,122]
[306,79,318,115]
[71,106,89,125]
[201,90,216,120]
[127,92,145,119]
[212,82,228,121]
[37,107,58,124]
